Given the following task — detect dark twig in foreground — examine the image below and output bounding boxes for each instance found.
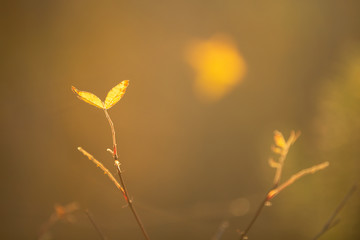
[84,209,108,240]
[115,161,150,240]
[312,183,358,240]
[238,193,269,240]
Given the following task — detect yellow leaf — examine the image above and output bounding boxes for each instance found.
[71,86,104,109]
[273,130,286,148]
[104,80,129,109]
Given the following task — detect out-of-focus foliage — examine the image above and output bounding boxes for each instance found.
[39,202,79,240]
[315,46,360,151]
[310,46,360,240]
[186,34,246,102]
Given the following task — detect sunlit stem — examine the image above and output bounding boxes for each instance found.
[239,161,329,240]
[103,109,150,240]
[273,150,287,187]
[115,161,151,240]
[239,150,289,240]
[103,109,118,160]
[77,147,125,195]
[273,130,300,187]
[268,162,329,200]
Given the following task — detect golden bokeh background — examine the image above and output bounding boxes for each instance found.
[1,1,360,239]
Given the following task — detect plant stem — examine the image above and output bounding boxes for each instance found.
[239,191,270,240]
[103,109,150,240]
[115,162,151,240]
[312,184,358,240]
[268,162,329,200]
[84,209,108,240]
[273,153,286,187]
[77,147,125,195]
[104,109,118,160]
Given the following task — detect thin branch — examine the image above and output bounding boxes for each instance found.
[273,152,287,187]
[239,131,295,240]
[312,183,358,240]
[238,194,269,240]
[272,130,300,186]
[267,161,330,200]
[84,209,108,240]
[103,109,150,240]
[238,131,327,240]
[115,161,151,240]
[77,147,125,195]
[104,109,118,160]
[239,162,329,240]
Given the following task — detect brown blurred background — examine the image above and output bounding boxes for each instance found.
[1,0,360,239]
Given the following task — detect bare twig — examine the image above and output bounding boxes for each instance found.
[312,183,358,240]
[77,147,125,195]
[238,195,269,240]
[103,109,150,240]
[115,161,151,240]
[84,209,108,240]
[267,161,330,200]
[104,109,118,160]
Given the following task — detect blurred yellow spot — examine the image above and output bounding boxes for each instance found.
[315,46,360,150]
[186,34,246,101]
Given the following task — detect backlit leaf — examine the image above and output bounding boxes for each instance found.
[273,130,286,148]
[104,80,129,109]
[71,86,104,109]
